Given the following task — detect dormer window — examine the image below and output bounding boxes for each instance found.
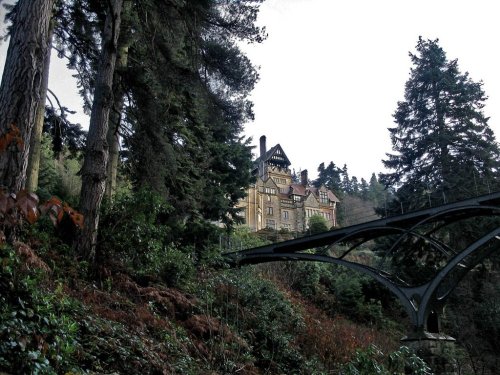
[319,191,329,204]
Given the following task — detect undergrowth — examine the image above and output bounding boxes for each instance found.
[0,189,425,374]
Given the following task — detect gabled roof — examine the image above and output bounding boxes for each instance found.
[310,185,341,203]
[253,144,291,169]
[327,190,340,203]
[290,184,340,203]
[290,183,307,196]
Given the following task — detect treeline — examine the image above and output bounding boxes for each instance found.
[309,163,386,226]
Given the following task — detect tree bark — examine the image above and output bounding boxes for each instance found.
[105,97,121,201]
[76,0,124,260]
[0,0,55,192]
[26,23,54,193]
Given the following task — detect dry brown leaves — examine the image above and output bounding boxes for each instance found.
[13,241,51,273]
[0,123,23,152]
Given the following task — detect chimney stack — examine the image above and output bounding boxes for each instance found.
[260,135,267,157]
[301,169,308,186]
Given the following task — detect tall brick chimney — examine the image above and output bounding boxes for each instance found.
[301,169,308,186]
[260,135,267,157]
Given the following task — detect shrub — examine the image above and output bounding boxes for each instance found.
[307,214,330,235]
[340,345,431,375]
[200,267,306,373]
[0,245,81,373]
[98,190,172,267]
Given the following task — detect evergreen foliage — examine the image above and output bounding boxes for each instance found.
[341,164,352,195]
[43,104,87,157]
[314,163,386,226]
[124,0,262,228]
[315,161,343,197]
[381,37,500,212]
[43,0,265,258]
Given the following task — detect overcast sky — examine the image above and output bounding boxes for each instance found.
[1,0,499,181]
[241,0,500,180]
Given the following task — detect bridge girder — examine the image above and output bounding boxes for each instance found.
[224,192,500,332]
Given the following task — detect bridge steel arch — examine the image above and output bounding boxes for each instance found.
[224,192,500,334]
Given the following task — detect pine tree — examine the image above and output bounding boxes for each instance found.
[379,40,500,354]
[125,0,263,226]
[381,37,500,212]
[341,164,352,195]
[359,178,369,200]
[368,173,386,207]
[350,176,360,196]
[42,0,264,258]
[314,161,342,196]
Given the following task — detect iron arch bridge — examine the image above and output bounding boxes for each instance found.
[224,192,500,335]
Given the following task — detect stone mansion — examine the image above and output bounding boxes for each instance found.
[237,136,339,232]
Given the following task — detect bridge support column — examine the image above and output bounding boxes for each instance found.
[401,332,457,375]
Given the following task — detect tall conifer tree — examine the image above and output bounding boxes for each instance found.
[381,37,500,212]
[76,0,124,260]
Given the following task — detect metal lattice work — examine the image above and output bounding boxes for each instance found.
[224,192,500,333]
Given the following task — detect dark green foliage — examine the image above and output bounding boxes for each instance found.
[314,163,386,225]
[0,246,81,373]
[381,37,500,212]
[337,266,399,326]
[51,0,263,254]
[341,164,352,195]
[340,345,431,375]
[0,244,199,374]
[281,258,394,328]
[206,268,306,373]
[376,38,500,373]
[314,161,343,197]
[43,104,87,156]
[289,261,323,297]
[331,271,364,314]
[308,214,330,234]
[122,0,261,228]
[52,0,102,112]
[376,37,500,275]
[98,189,196,287]
[359,177,369,200]
[368,173,386,206]
[443,265,500,374]
[35,133,82,209]
[78,315,198,374]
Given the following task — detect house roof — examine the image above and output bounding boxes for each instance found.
[290,183,340,203]
[327,190,340,203]
[290,183,307,196]
[253,144,291,170]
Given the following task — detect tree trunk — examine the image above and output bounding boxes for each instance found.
[0,0,55,192]
[105,1,131,201]
[105,99,121,201]
[76,0,124,260]
[26,23,54,193]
